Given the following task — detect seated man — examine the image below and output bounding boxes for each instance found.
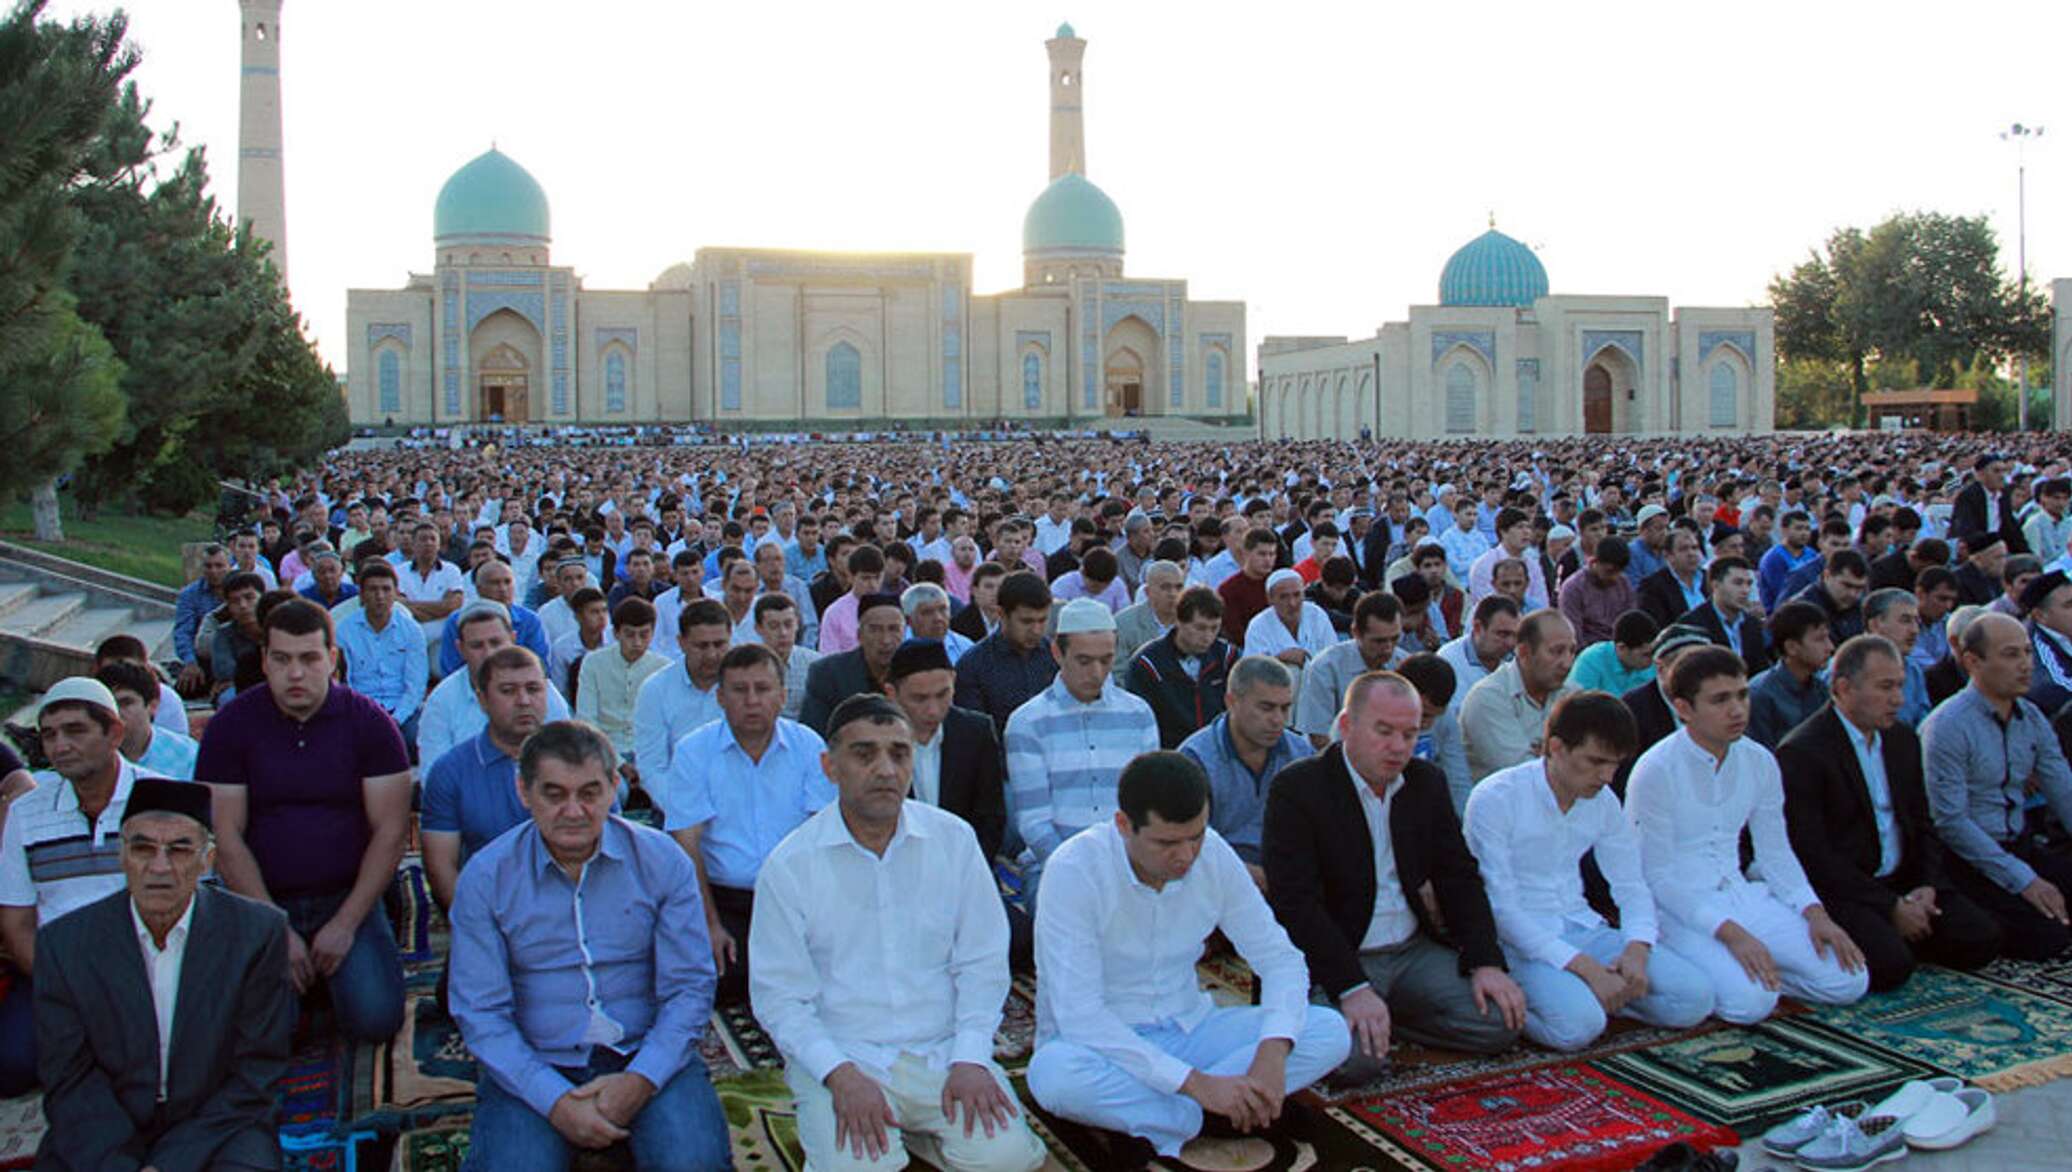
[1026,752,1350,1162]
[1179,656,1313,885]
[1123,585,1238,749]
[1464,692,1714,1051]
[438,559,551,677]
[1922,611,2072,960]
[1296,590,1404,748]
[35,779,290,1172]
[665,644,835,1006]
[95,660,199,778]
[1460,610,1578,782]
[422,647,553,913]
[574,595,668,765]
[632,598,730,786]
[1394,652,1473,813]
[754,593,821,722]
[1626,647,1869,1022]
[1745,600,1833,750]
[1778,635,2001,991]
[1265,672,1526,1060]
[1566,609,1658,698]
[451,721,731,1172]
[953,572,1059,736]
[800,592,908,736]
[336,560,429,745]
[1006,599,1162,904]
[751,695,1047,1172]
[418,601,572,767]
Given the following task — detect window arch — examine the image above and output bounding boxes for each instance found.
[1444,362,1478,433]
[604,350,628,414]
[1708,361,1738,427]
[1022,352,1043,411]
[826,341,862,410]
[1205,350,1226,409]
[377,349,401,415]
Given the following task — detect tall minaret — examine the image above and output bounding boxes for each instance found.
[1046,22,1086,180]
[237,0,288,281]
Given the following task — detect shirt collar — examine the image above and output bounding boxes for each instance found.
[525,816,628,878]
[131,892,196,954]
[918,724,945,754]
[812,801,928,854]
[472,729,516,767]
[1346,753,1405,805]
[1047,675,1112,709]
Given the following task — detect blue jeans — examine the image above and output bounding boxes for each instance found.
[465,1049,732,1172]
[279,890,405,1043]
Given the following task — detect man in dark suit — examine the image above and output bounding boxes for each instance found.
[1264,672,1525,1062]
[1870,538,1948,594]
[1953,532,2007,608]
[1949,453,2028,555]
[1789,547,1871,645]
[1675,555,1770,676]
[1635,528,1708,631]
[1776,637,2002,991]
[36,778,291,1171]
[798,592,905,735]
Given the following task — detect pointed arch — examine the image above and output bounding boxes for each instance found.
[1707,349,1750,429]
[1437,345,1492,435]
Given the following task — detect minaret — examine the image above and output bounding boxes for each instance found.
[237,0,288,281]
[1046,22,1086,180]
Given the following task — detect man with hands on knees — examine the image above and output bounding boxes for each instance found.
[449,720,730,1171]
[750,694,1046,1171]
[1025,752,1349,1163]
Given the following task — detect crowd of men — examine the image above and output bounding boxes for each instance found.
[11,427,2072,1169]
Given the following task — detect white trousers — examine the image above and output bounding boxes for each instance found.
[1661,884,1871,1023]
[787,1054,1046,1172]
[1505,924,1715,1051]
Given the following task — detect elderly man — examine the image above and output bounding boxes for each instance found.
[300,545,357,608]
[1296,591,1403,748]
[0,679,169,1096]
[753,539,819,649]
[1179,657,1312,886]
[423,647,556,912]
[199,599,415,1044]
[173,543,232,695]
[1123,585,1239,750]
[1923,612,2072,961]
[1114,560,1184,677]
[418,601,574,768]
[336,559,428,745]
[801,591,908,736]
[1460,610,1579,782]
[439,560,552,676]
[666,644,836,1006]
[1026,753,1349,1163]
[451,721,731,1171]
[632,598,731,783]
[902,582,974,663]
[1006,599,1162,906]
[752,695,1048,1172]
[34,778,291,1171]
[1243,569,1337,696]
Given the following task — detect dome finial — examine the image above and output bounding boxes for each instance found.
[1488,210,1495,229]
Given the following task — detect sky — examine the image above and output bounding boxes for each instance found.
[50,0,2072,374]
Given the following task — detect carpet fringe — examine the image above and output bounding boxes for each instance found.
[1974,1052,2072,1093]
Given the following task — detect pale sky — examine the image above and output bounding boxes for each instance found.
[53,0,2072,376]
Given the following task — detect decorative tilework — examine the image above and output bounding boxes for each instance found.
[827,342,862,409]
[604,352,627,414]
[1698,329,1756,366]
[441,273,461,416]
[468,271,544,287]
[1082,278,1099,412]
[1516,358,1540,433]
[367,323,412,348]
[595,327,638,354]
[1102,300,1165,335]
[1202,333,1232,410]
[1582,329,1644,370]
[465,291,544,333]
[1168,296,1185,409]
[377,350,401,415]
[1430,330,1496,369]
[942,282,962,410]
[1023,352,1043,411]
[549,273,569,415]
[719,279,742,412]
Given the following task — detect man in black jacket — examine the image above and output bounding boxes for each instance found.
[1264,672,1525,1061]
[1776,636,2001,991]
[1675,555,1770,676]
[798,592,905,735]
[1949,453,2028,555]
[1636,528,1708,631]
[1123,586,1239,748]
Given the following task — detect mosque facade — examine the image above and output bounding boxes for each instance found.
[343,25,1246,428]
[1259,227,1777,439]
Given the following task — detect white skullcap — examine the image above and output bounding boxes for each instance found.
[1055,597,1117,635]
[39,676,119,719]
[1267,568,1304,593]
[1547,524,1577,542]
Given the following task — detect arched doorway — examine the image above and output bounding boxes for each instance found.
[1102,315,1161,418]
[479,343,530,422]
[1105,348,1144,417]
[1583,364,1612,434]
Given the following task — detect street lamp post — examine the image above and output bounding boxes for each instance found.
[2002,123,2044,431]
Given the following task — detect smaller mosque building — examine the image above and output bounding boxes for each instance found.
[1260,226,1775,439]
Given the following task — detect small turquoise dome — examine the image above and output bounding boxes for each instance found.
[1023,173,1124,256]
[434,148,551,245]
[1056,21,1076,37]
[1438,227,1547,308]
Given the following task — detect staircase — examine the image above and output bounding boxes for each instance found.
[0,551,176,692]
[1086,415,1259,443]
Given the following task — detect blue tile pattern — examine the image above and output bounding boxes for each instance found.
[1430,330,1496,369]
[1516,358,1539,433]
[367,323,412,348]
[1438,229,1547,307]
[1581,329,1643,370]
[549,273,570,416]
[1698,329,1756,367]
[377,349,401,414]
[441,273,460,415]
[719,279,742,412]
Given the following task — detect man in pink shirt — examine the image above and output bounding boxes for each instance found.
[816,543,885,654]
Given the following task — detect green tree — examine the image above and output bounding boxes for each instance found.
[0,1,134,538]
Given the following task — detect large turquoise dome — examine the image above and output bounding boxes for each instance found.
[1438,227,1547,307]
[1022,172,1125,256]
[434,148,551,245]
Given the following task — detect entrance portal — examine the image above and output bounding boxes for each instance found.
[1105,348,1145,417]
[1584,364,1612,434]
[477,342,531,422]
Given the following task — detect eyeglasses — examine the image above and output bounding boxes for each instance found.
[123,838,203,862]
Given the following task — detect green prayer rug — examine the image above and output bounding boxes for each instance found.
[1800,965,2072,1091]
[1595,1016,1940,1134]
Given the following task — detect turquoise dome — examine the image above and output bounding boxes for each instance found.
[434,148,551,245]
[1022,173,1124,256]
[1056,21,1076,37]
[1438,228,1547,307]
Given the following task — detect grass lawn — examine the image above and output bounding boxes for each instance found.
[0,497,209,588]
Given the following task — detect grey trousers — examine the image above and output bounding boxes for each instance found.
[1343,932,1520,1055]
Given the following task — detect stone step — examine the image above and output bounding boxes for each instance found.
[0,591,85,640]
[0,582,37,620]
[127,617,175,661]
[39,605,136,655]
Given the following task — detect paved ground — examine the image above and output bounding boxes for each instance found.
[1729,1077,2072,1171]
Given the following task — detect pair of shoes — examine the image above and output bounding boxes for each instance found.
[1793,1112,1907,1170]
[1636,1141,1739,1170]
[1901,1087,1995,1150]
[1865,1077,1962,1125]
[1762,1101,1867,1157]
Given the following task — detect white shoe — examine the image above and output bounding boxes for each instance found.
[1901,1088,1995,1150]
[1867,1076,1963,1124]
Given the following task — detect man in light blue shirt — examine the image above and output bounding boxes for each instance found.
[336,561,428,744]
[664,643,835,1007]
[449,720,729,1171]
[1439,498,1492,582]
[1179,656,1312,878]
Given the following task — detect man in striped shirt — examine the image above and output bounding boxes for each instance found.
[1005,599,1161,908]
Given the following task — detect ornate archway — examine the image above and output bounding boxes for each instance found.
[478,342,530,423]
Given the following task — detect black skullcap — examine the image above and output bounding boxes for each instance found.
[887,639,954,683]
[824,693,910,744]
[121,778,213,833]
[2019,569,2071,615]
[1389,572,1431,607]
[858,591,904,616]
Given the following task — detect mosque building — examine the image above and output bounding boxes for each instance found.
[1259,224,1777,439]
[343,24,1246,428]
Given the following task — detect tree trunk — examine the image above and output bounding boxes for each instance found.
[30,480,63,542]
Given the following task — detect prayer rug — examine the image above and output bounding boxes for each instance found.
[386,860,436,966]
[279,1033,351,1137]
[360,984,475,1129]
[1338,1062,1738,1172]
[0,1092,41,1170]
[1978,954,2072,1007]
[1595,1016,1940,1134]
[1310,1015,1713,1104]
[281,1128,375,1171]
[392,1115,469,1172]
[1799,964,2072,1091]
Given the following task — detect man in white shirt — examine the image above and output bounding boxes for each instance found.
[751,694,1046,1172]
[395,521,466,643]
[1025,752,1348,1162]
[1464,692,1714,1051]
[1467,507,1551,609]
[1626,646,1869,1023]
[632,598,731,786]
[1459,610,1579,782]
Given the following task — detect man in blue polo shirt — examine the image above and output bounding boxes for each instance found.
[1179,656,1313,888]
[422,646,554,913]
[199,598,413,1044]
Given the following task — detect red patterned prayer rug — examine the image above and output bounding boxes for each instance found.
[1339,1061,1738,1172]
